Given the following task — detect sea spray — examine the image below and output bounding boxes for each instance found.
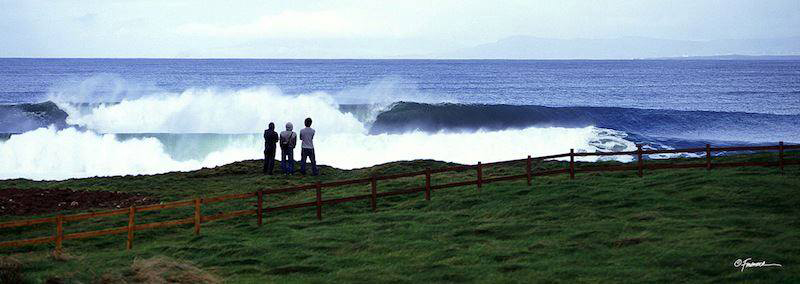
[55,87,366,134]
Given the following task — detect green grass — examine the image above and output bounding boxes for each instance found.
[1,153,799,283]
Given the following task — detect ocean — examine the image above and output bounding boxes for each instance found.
[1,58,798,180]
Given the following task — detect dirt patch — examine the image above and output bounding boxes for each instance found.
[128,256,221,284]
[0,188,158,216]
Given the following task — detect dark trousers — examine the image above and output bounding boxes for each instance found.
[281,147,294,175]
[300,148,318,176]
[263,148,276,174]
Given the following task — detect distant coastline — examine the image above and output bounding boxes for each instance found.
[650,54,800,60]
[435,36,800,60]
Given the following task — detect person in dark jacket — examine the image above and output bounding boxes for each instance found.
[263,122,279,175]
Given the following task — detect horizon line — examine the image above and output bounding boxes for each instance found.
[3,55,800,61]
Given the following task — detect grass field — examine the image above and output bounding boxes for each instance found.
[1,152,798,283]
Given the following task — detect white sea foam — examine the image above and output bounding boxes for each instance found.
[0,125,635,180]
[0,85,640,180]
[317,126,636,169]
[1,127,192,180]
[0,127,264,180]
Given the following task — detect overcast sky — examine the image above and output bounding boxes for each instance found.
[1,0,798,58]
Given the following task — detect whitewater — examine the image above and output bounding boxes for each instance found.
[0,87,637,180]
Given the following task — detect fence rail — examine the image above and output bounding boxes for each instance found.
[1,142,798,254]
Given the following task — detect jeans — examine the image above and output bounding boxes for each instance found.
[263,148,276,174]
[300,148,318,176]
[280,147,294,175]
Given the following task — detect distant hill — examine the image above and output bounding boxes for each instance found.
[436,36,800,59]
[652,54,800,60]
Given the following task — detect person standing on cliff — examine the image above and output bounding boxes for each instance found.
[263,122,279,175]
[299,117,318,176]
[279,122,297,175]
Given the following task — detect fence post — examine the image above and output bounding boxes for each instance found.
[477,162,483,189]
[126,207,135,250]
[569,149,575,179]
[257,191,263,226]
[526,155,532,186]
[194,198,201,235]
[370,177,377,212]
[779,141,784,172]
[316,182,322,220]
[706,144,712,171]
[425,169,431,201]
[637,145,643,178]
[55,215,63,255]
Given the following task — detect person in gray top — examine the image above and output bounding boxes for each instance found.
[299,117,318,176]
[279,122,297,175]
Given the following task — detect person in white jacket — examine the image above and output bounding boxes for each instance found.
[299,117,318,176]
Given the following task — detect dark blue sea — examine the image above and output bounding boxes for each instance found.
[1,58,798,179]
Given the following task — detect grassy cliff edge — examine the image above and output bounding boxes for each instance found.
[1,152,799,283]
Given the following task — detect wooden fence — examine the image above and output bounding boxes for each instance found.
[1,142,798,254]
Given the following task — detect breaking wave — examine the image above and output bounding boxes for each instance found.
[0,86,645,180]
[57,87,367,134]
[369,102,800,143]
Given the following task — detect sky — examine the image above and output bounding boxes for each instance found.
[1,0,798,58]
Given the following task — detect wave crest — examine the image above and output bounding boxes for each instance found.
[57,87,366,134]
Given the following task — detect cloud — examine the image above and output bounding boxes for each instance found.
[74,13,99,26]
[4,0,800,58]
[176,10,382,39]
